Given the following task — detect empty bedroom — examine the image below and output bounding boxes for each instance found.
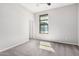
[0,3,79,56]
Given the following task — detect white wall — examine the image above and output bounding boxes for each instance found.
[29,15,35,39]
[0,4,33,51]
[34,4,78,45]
[78,4,79,46]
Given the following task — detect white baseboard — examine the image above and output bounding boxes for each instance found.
[0,38,29,52]
[35,38,78,46]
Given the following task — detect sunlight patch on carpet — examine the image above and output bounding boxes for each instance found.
[39,41,55,53]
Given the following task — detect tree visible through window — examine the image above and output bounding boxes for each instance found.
[39,14,48,34]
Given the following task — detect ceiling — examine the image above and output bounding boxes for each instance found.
[21,3,73,13]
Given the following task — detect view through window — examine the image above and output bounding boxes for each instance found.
[39,14,48,34]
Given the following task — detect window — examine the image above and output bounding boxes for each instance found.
[39,14,48,34]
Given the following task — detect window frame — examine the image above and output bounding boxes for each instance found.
[39,14,48,34]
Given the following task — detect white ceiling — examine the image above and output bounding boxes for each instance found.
[21,3,73,13]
